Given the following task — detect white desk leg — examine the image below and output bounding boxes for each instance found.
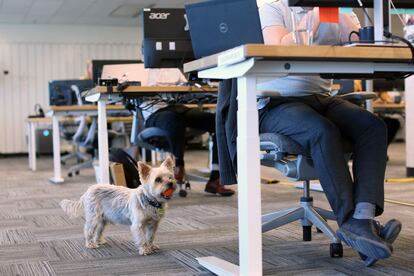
[49,115,64,184]
[98,99,110,185]
[236,76,263,275]
[197,76,263,276]
[406,76,414,176]
[27,122,36,171]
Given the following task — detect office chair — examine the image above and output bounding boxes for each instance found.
[260,91,377,258]
[60,85,87,165]
[67,116,97,177]
[60,119,89,165]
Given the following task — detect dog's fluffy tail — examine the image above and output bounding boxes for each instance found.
[60,195,84,218]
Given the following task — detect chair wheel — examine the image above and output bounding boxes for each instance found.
[75,171,80,175]
[68,172,73,177]
[330,243,343,258]
[303,225,312,241]
[185,182,191,190]
[178,189,187,197]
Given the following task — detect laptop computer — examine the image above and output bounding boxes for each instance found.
[101,63,150,85]
[185,0,264,58]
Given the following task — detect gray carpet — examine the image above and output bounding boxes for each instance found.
[0,142,413,275]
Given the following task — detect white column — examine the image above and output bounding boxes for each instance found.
[49,115,64,184]
[406,76,414,176]
[374,0,390,42]
[365,80,374,113]
[27,122,35,170]
[98,99,110,184]
[237,76,263,276]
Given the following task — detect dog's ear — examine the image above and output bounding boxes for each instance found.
[138,161,152,182]
[161,156,174,172]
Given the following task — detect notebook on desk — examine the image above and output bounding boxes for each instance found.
[185,0,263,58]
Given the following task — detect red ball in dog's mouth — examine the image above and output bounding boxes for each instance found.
[162,188,175,199]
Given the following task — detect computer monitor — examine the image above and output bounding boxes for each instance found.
[49,79,94,106]
[373,79,405,92]
[91,60,141,84]
[288,0,414,8]
[142,8,194,68]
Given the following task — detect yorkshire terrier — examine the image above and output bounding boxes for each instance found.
[60,157,176,255]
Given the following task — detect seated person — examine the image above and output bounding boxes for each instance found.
[142,69,234,196]
[258,1,400,263]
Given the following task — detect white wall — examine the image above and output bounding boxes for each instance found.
[0,24,142,154]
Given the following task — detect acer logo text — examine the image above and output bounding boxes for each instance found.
[149,13,170,20]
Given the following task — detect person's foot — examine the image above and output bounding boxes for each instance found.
[174,165,186,183]
[359,219,402,266]
[337,218,393,260]
[205,179,235,196]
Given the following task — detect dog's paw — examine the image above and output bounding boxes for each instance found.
[96,238,107,246]
[85,242,99,249]
[149,244,160,251]
[139,245,154,256]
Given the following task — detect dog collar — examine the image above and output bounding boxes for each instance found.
[142,193,162,209]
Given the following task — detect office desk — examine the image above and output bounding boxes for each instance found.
[48,105,126,184]
[183,44,414,276]
[373,102,405,113]
[85,86,217,186]
[26,116,133,172]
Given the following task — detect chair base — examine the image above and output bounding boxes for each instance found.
[262,197,340,244]
[61,151,89,165]
[67,159,93,177]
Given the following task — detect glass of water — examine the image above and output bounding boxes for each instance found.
[290,8,314,46]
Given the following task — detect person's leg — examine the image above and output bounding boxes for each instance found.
[260,97,392,260]
[182,108,218,178]
[183,108,234,196]
[145,110,186,167]
[319,96,392,260]
[322,96,387,218]
[260,98,354,225]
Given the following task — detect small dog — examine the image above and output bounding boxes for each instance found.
[60,157,176,255]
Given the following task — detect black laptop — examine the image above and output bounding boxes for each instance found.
[185,0,264,58]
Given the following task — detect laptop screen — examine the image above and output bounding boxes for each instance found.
[185,0,264,58]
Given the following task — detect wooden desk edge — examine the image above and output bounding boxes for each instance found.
[94,86,217,94]
[50,105,126,111]
[184,44,413,73]
[26,116,134,123]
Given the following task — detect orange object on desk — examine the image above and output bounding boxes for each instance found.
[319,7,339,23]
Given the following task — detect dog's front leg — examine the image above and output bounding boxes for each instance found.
[131,223,152,255]
[145,221,160,251]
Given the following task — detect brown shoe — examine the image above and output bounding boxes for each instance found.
[205,179,235,196]
[174,165,186,183]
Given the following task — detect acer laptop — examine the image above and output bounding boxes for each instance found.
[185,0,263,58]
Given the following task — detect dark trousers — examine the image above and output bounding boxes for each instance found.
[259,94,387,225]
[145,105,218,165]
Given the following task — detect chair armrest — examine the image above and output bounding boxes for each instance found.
[260,133,306,155]
[337,92,377,105]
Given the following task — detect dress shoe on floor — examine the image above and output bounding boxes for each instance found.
[205,179,235,197]
[359,219,402,266]
[174,165,186,183]
[337,218,393,260]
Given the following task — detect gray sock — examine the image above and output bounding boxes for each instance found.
[353,202,376,220]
